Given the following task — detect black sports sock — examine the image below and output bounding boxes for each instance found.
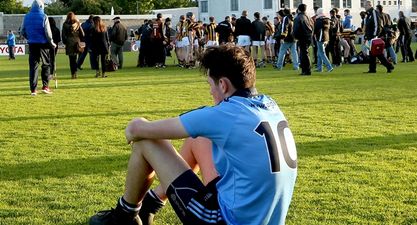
[118,196,141,213]
[139,190,165,225]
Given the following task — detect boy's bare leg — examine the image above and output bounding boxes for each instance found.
[123,139,191,204]
[89,139,191,225]
[252,46,258,65]
[139,137,218,225]
[153,137,217,201]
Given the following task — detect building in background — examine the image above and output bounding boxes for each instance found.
[152,7,198,23]
[198,0,417,28]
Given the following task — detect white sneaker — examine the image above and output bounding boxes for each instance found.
[31,91,37,96]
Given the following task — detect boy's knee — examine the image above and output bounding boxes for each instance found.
[131,139,171,155]
[131,139,155,151]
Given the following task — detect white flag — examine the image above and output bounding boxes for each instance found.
[111,6,114,16]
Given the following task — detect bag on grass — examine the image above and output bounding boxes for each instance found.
[105,55,118,72]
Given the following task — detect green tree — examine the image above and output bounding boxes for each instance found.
[45,1,70,15]
[117,0,154,14]
[153,0,196,9]
[70,0,110,15]
[0,0,28,14]
[42,0,196,16]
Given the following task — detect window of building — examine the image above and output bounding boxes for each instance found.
[314,0,323,8]
[200,1,208,13]
[264,0,273,9]
[293,0,302,8]
[343,0,351,8]
[394,1,396,5]
[231,0,239,11]
[279,0,290,8]
[413,0,417,12]
[383,1,386,5]
[388,1,391,5]
[361,1,365,8]
[377,1,381,5]
[331,0,340,8]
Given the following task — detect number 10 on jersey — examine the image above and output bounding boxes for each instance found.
[255,120,297,173]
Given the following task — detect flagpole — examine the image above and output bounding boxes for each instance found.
[110,6,114,27]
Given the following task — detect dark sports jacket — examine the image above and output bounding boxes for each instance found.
[110,21,128,45]
[280,15,295,42]
[397,16,412,37]
[216,20,233,43]
[251,19,266,41]
[235,16,252,36]
[364,8,383,40]
[293,12,313,41]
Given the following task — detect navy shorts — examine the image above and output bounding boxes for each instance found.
[166,170,226,225]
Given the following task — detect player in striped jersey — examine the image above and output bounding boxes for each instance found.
[263,16,276,63]
[193,21,205,64]
[205,16,219,47]
[184,12,198,68]
[175,15,186,67]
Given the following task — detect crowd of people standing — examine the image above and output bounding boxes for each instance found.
[17,0,417,95]
[134,1,417,75]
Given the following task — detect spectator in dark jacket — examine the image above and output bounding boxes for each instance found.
[273,10,285,62]
[48,17,61,78]
[359,11,369,55]
[251,12,266,67]
[376,5,397,64]
[137,20,152,67]
[216,16,233,44]
[314,8,333,72]
[91,16,110,78]
[110,17,128,69]
[235,10,252,51]
[275,8,298,71]
[62,12,84,79]
[363,0,394,73]
[397,11,415,62]
[326,9,342,67]
[293,4,313,75]
[77,15,94,70]
[311,6,320,65]
[21,0,56,95]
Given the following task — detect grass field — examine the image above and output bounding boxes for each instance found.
[0,49,417,225]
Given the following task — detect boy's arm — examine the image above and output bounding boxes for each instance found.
[125,117,189,143]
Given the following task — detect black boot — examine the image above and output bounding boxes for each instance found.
[90,199,142,225]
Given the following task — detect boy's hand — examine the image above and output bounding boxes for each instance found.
[125,118,148,144]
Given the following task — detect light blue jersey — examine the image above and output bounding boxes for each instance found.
[180,92,298,225]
